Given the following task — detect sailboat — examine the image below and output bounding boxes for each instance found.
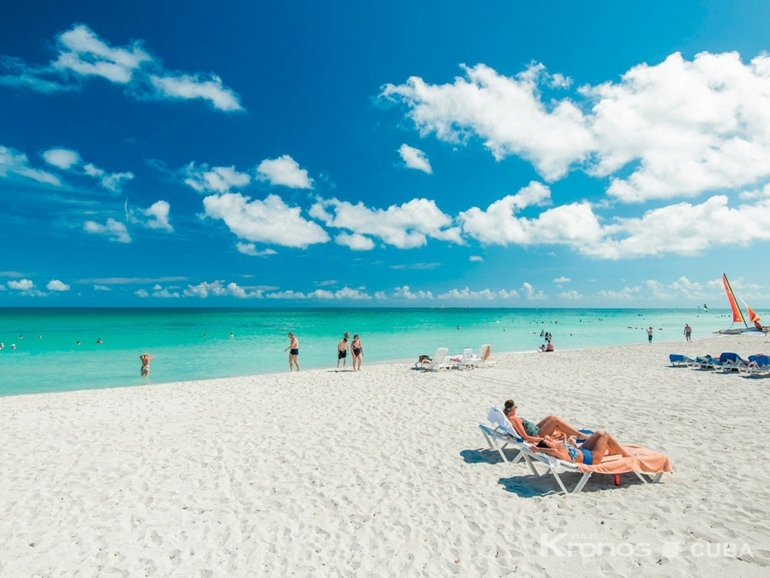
[716,273,767,334]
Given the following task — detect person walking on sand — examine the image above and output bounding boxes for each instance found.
[351,334,364,371]
[684,323,692,342]
[139,352,154,377]
[337,334,349,370]
[646,327,653,343]
[285,332,300,372]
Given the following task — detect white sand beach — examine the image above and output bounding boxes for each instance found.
[2,334,770,577]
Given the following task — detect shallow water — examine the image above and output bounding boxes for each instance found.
[0,307,745,396]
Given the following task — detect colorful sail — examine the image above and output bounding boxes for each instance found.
[722,274,746,325]
[740,299,761,324]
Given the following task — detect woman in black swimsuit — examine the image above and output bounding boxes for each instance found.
[351,334,364,371]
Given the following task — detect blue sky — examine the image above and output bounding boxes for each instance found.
[2,0,770,307]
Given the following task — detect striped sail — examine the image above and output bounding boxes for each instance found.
[722,274,746,325]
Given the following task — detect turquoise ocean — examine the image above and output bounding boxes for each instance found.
[0,307,750,397]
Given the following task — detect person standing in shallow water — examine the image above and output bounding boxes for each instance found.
[337,334,349,370]
[646,327,654,343]
[684,323,692,342]
[140,352,154,377]
[351,334,364,371]
[285,332,300,372]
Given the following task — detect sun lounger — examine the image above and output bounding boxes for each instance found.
[416,347,449,371]
[478,407,539,474]
[747,354,770,375]
[669,354,696,367]
[718,352,750,372]
[520,443,673,495]
[695,355,724,370]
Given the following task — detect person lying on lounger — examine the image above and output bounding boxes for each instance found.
[503,399,586,443]
[530,431,630,465]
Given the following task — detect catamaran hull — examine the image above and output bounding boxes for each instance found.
[715,327,769,335]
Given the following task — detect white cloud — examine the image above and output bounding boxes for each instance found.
[183,163,251,194]
[0,24,243,112]
[152,286,180,298]
[149,73,243,112]
[83,163,134,192]
[385,52,770,202]
[142,200,173,231]
[183,280,227,298]
[469,255,484,262]
[203,193,329,248]
[520,282,546,300]
[53,24,150,83]
[553,276,571,283]
[595,286,640,300]
[0,146,62,186]
[438,287,502,300]
[181,280,263,299]
[46,279,70,291]
[40,147,133,192]
[8,279,34,291]
[265,287,370,300]
[398,144,433,174]
[587,194,770,259]
[558,290,581,300]
[235,242,278,257]
[383,63,593,180]
[335,232,375,251]
[134,289,149,298]
[42,148,81,169]
[83,218,131,243]
[460,183,606,250]
[310,197,462,249]
[93,284,110,291]
[393,285,434,300]
[256,155,314,189]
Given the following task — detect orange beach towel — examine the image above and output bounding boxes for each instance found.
[575,445,673,475]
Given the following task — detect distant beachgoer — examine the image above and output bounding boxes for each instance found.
[230,332,234,338]
[76,340,81,345]
[19,335,23,339]
[351,334,364,371]
[503,400,584,443]
[11,344,16,350]
[337,335,349,369]
[684,324,692,342]
[755,320,763,331]
[0,343,4,350]
[140,352,155,376]
[96,338,103,344]
[285,333,300,372]
[538,342,554,353]
[646,327,653,343]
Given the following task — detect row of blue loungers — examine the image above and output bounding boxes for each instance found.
[669,352,770,374]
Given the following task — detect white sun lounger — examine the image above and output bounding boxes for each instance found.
[478,407,539,474]
[519,444,668,495]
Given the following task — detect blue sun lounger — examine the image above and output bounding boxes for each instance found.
[669,354,695,367]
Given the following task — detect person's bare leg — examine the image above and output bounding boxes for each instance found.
[582,431,629,462]
[537,416,583,438]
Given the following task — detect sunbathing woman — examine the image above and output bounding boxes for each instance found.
[530,431,630,465]
[503,399,587,443]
